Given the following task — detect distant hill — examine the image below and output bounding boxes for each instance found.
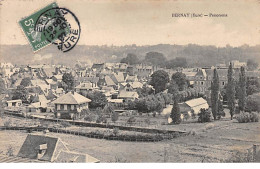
[1,44,260,67]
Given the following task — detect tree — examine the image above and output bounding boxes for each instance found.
[165,57,188,69]
[227,63,236,120]
[127,116,136,125]
[111,111,119,123]
[198,108,211,123]
[136,84,154,98]
[0,78,6,94]
[238,66,247,111]
[150,70,169,93]
[171,72,188,91]
[144,52,166,66]
[103,104,115,117]
[20,77,31,87]
[120,53,139,65]
[159,92,172,107]
[217,100,225,119]
[12,85,29,103]
[211,69,219,120]
[87,91,108,109]
[247,59,259,71]
[167,80,179,94]
[62,73,74,92]
[245,96,260,112]
[170,99,181,124]
[246,78,260,96]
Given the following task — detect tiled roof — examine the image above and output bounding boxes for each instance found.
[42,67,55,78]
[52,92,91,104]
[128,82,143,89]
[118,91,139,99]
[6,99,22,103]
[91,63,104,69]
[18,134,69,162]
[185,97,208,108]
[75,82,93,89]
[105,76,116,86]
[17,134,99,163]
[31,79,47,86]
[53,75,63,80]
[55,88,64,94]
[125,75,137,82]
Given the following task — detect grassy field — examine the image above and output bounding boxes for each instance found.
[0,114,259,162]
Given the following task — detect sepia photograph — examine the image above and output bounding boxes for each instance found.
[0,0,260,165]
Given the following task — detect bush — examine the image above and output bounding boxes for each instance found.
[111,111,119,123]
[236,112,251,123]
[236,112,259,123]
[112,127,119,136]
[84,113,97,122]
[198,108,211,123]
[127,116,136,124]
[144,118,151,125]
[96,115,107,123]
[183,113,190,121]
[4,119,12,127]
[60,121,71,129]
[191,110,196,119]
[250,112,259,122]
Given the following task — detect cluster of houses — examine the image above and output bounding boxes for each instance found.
[0,60,259,119]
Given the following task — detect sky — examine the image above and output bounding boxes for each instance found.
[0,0,260,47]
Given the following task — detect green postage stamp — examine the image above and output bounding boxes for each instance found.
[19,2,74,52]
[19,2,58,52]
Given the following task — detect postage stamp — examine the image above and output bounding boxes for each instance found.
[19,2,80,52]
[19,2,59,52]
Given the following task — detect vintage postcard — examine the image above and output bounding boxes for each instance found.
[0,0,260,164]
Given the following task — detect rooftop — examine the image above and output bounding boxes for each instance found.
[52,91,91,105]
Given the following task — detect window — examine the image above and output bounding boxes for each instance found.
[64,105,67,110]
[57,104,60,110]
[222,82,225,86]
[60,104,64,110]
[71,105,74,110]
[200,76,203,80]
[201,82,204,85]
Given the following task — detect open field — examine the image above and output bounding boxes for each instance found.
[0,114,259,162]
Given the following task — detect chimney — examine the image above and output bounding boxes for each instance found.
[36,143,47,160]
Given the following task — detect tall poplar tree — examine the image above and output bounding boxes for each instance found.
[238,66,246,112]
[227,63,236,120]
[170,99,181,124]
[211,69,219,120]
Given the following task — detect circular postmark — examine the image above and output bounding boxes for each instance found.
[34,7,81,52]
